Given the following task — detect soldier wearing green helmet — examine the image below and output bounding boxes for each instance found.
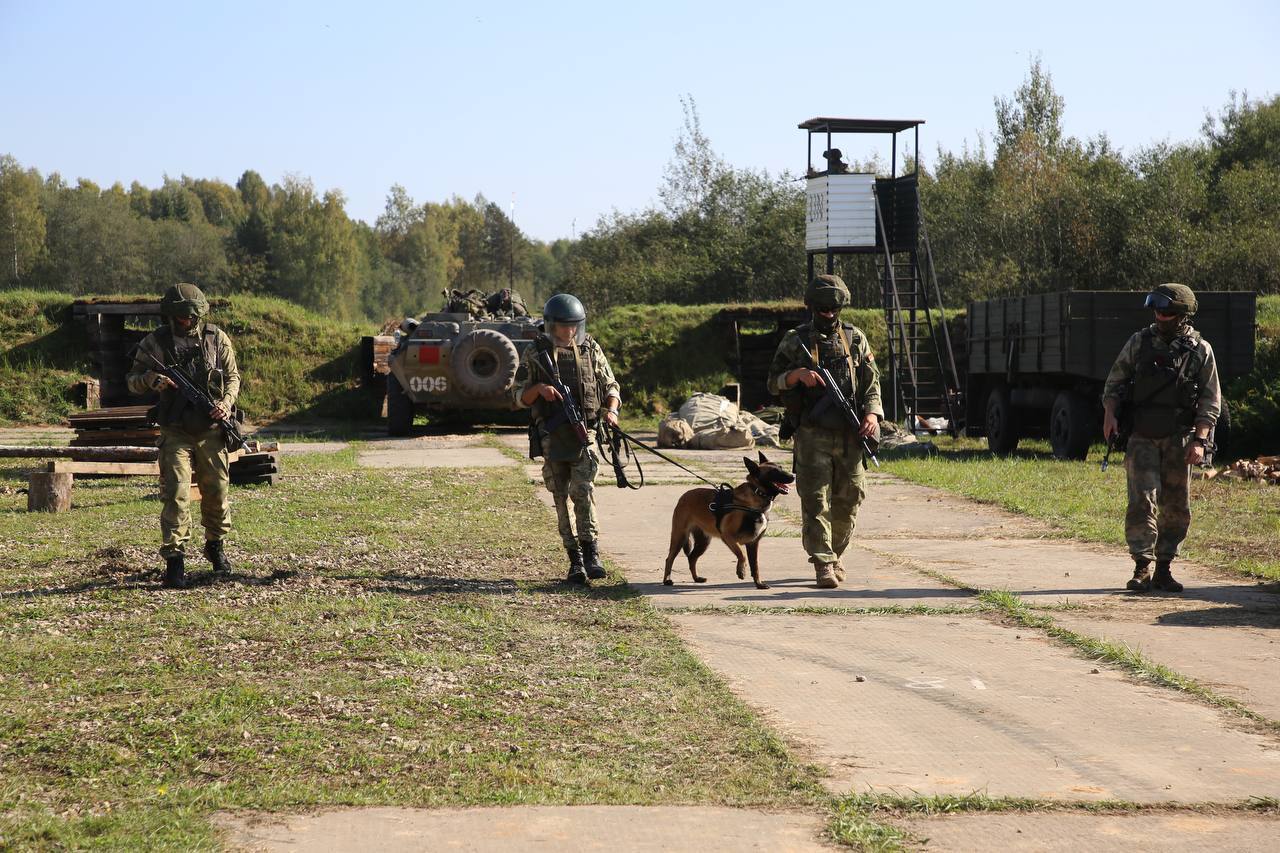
[513,293,621,584]
[127,282,241,589]
[1102,283,1221,593]
[768,274,883,589]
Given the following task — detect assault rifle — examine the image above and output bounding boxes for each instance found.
[797,345,880,468]
[534,343,591,448]
[135,349,247,452]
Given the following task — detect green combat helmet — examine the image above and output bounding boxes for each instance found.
[805,274,851,312]
[160,282,210,319]
[1144,283,1197,317]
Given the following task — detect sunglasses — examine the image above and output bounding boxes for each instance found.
[1144,292,1173,310]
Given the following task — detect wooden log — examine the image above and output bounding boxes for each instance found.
[28,472,73,512]
[0,445,160,461]
[48,460,160,476]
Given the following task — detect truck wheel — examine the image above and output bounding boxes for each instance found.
[1049,391,1094,460]
[387,373,413,436]
[986,386,1019,454]
[452,329,519,397]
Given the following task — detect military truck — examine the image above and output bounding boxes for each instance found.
[384,301,541,435]
[965,290,1256,458]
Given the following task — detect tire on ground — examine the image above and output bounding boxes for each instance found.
[387,373,413,436]
[451,329,519,397]
[1049,390,1094,460]
[985,385,1019,454]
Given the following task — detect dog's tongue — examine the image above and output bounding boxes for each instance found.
[776,482,791,494]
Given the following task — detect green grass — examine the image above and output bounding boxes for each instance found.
[879,437,1280,582]
[0,446,825,848]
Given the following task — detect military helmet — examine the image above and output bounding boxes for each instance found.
[543,293,586,324]
[543,293,586,345]
[805,274,851,311]
[1144,283,1197,316]
[160,282,209,319]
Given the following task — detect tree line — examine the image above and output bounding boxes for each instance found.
[2,61,1277,320]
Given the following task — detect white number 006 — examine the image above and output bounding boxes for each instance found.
[408,376,448,393]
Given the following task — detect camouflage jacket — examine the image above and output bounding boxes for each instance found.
[127,322,241,428]
[1102,324,1221,429]
[768,322,884,426]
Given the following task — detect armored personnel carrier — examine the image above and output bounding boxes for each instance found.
[384,290,541,435]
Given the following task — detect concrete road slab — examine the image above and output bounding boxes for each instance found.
[900,811,1280,852]
[215,806,831,852]
[668,613,1280,801]
[357,447,515,469]
[1051,611,1280,721]
[864,538,1280,610]
[851,482,1047,539]
[584,487,975,609]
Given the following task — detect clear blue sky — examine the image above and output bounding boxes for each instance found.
[2,0,1275,241]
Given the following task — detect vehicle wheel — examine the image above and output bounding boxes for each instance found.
[451,329,520,397]
[1049,390,1094,460]
[986,386,1019,454]
[387,373,413,436]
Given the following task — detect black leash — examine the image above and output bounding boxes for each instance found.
[597,425,776,532]
[598,424,725,490]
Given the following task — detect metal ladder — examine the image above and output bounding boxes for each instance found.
[873,195,963,434]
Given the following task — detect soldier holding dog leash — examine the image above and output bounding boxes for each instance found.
[769,274,883,589]
[514,293,621,585]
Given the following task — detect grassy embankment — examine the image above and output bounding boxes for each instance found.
[0,291,371,427]
[0,446,827,849]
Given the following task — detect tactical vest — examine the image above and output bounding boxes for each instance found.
[1131,327,1203,439]
[153,323,224,428]
[531,336,600,425]
[797,323,860,431]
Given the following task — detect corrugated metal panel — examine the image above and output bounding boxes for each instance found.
[805,174,876,250]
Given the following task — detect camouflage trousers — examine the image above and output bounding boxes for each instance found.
[158,425,230,557]
[1124,433,1191,562]
[794,425,866,566]
[541,440,600,549]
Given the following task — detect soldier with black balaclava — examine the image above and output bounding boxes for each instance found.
[1102,283,1221,594]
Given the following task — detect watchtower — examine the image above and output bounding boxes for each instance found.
[799,117,963,432]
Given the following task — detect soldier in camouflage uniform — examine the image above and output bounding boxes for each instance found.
[1102,283,1221,593]
[127,283,241,589]
[514,293,621,584]
[768,275,883,589]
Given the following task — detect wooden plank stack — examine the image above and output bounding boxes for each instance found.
[67,405,159,447]
[230,444,281,486]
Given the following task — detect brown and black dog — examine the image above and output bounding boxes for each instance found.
[663,451,795,590]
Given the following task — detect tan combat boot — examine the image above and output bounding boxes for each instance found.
[833,563,846,582]
[815,562,838,589]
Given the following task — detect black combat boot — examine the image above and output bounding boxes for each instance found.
[580,540,607,580]
[1152,560,1184,593]
[565,544,587,585]
[204,539,233,574]
[162,554,189,589]
[1126,559,1152,592]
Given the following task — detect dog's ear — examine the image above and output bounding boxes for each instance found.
[743,456,760,477]
[758,450,769,464]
